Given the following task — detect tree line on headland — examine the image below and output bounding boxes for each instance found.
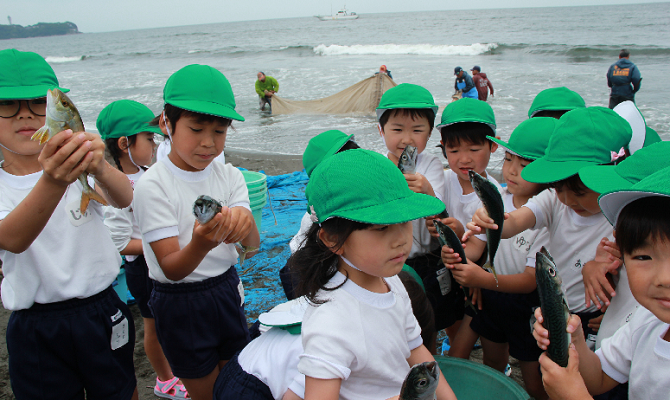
[0,22,79,40]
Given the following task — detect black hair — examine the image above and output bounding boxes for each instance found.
[616,196,670,256]
[149,103,232,139]
[397,271,436,354]
[288,217,371,304]
[620,49,630,58]
[339,140,360,152]
[533,109,569,119]
[440,122,494,149]
[105,135,145,173]
[550,173,589,196]
[379,108,436,131]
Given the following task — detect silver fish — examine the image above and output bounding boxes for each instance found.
[236,243,259,267]
[399,361,440,400]
[31,88,107,213]
[398,145,418,174]
[193,195,222,224]
[536,247,570,368]
[469,170,503,283]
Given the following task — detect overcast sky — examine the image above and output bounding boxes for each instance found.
[1,0,664,33]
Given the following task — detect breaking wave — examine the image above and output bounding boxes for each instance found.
[313,43,499,56]
[45,55,86,63]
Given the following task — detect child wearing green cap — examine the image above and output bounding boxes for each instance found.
[0,49,137,398]
[287,149,456,400]
[132,64,260,399]
[471,107,633,350]
[532,165,670,400]
[97,100,189,399]
[442,117,555,399]
[528,87,586,119]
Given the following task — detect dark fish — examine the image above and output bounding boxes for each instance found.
[399,361,440,400]
[193,195,222,224]
[536,247,570,368]
[435,209,449,219]
[433,220,466,263]
[469,170,503,283]
[398,145,418,174]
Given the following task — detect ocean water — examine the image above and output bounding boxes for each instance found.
[2,3,669,170]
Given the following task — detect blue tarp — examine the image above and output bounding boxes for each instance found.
[235,170,309,323]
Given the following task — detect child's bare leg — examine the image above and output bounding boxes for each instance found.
[131,387,139,400]
[447,315,479,359]
[444,320,461,348]
[144,318,175,381]
[480,337,509,372]
[519,360,548,400]
[180,367,219,400]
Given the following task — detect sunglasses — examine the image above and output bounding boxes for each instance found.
[0,98,47,118]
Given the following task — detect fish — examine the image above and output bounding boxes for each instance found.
[31,88,108,213]
[469,170,504,283]
[236,243,259,268]
[399,361,440,400]
[398,145,418,174]
[536,247,570,368]
[435,209,449,219]
[433,219,476,313]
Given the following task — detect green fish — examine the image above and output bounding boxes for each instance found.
[32,88,107,213]
[469,170,503,283]
[536,247,570,368]
[399,361,440,400]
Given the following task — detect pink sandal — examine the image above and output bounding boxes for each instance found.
[154,377,189,399]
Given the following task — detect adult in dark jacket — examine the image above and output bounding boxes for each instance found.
[607,49,641,109]
[471,66,494,101]
[454,66,478,99]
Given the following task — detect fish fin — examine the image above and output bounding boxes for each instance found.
[80,183,108,214]
[31,126,50,144]
[483,261,499,285]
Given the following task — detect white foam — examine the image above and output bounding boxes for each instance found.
[45,56,84,63]
[313,43,498,56]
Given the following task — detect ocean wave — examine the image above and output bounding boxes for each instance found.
[496,43,670,57]
[313,43,499,56]
[45,55,86,63]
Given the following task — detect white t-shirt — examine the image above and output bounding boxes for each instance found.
[103,169,144,262]
[596,307,670,399]
[596,263,640,349]
[133,157,250,283]
[525,189,614,313]
[442,168,502,230]
[298,273,423,400]
[156,140,226,164]
[0,169,121,310]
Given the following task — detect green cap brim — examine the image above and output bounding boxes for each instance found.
[488,137,535,160]
[579,165,633,194]
[327,192,445,225]
[0,85,69,100]
[168,99,245,122]
[521,158,597,184]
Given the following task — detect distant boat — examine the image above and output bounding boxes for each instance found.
[315,7,359,21]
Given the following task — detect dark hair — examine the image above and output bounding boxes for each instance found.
[619,49,630,58]
[339,140,360,152]
[149,103,232,139]
[379,108,436,131]
[615,196,670,256]
[288,217,371,304]
[440,122,494,149]
[397,271,436,354]
[105,135,144,173]
[550,173,589,196]
[532,109,569,119]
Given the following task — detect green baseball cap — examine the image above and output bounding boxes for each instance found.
[598,165,670,225]
[0,49,69,100]
[528,87,585,118]
[436,98,496,134]
[579,141,670,195]
[645,126,662,147]
[521,107,632,184]
[488,117,556,160]
[612,100,662,154]
[164,64,244,121]
[96,100,164,140]
[306,149,445,225]
[375,83,438,120]
[302,130,355,177]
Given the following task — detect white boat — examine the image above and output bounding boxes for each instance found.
[316,7,359,21]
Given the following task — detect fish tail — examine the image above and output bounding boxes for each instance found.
[31,126,50,144]
[79,175,108,213]
[483,261,499,285]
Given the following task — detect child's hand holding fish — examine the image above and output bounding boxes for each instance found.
[532,307,583,352]
[426,217,464,239]
[403,172,434,196]
[538,345,592,400]
[449,259,492,288]
[38,129,93,187]
[192,207,230,247]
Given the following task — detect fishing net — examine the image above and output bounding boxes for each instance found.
[270,73,397,115]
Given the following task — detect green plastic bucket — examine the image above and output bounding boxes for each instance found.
[242,170,268,232]
[434,356,530,399]
[250,195,266,232]
[249,188,267,203]
[242,171,267,190]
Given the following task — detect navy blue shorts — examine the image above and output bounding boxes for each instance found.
[406,252,465,331]
[214,352,274,400]
[124,255,154,318]
[150,268,251,379]
[7,286,137,400]
[469,289,543,362]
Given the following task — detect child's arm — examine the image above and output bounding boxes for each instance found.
[407,345,457,400]
[121,239,143,256]
[426,217,464,240]
[85,132,132,209]
[468,205,536,239]
[0,130,92,253]
[303,377,341,400]
[538,345,593,400]
[404,173,435,197]
[449,260,537,293]
[582,237,622,309]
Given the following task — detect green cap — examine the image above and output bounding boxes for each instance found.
[436,98,496,134]
[598,165,670,225]
[375,83,438,120]
[528,87,585,118]
[521,107,632,184]
[306,149,445,225]
[96,100,164,140]
[164,64,244,121]
[488,117,556,160]
[0,49,69,100]
[579,141,670,195]
[645,126,662,147]
[302,130,355,177]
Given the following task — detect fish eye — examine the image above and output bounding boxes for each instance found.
[548,267,556,277]
[417,378,428,387]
